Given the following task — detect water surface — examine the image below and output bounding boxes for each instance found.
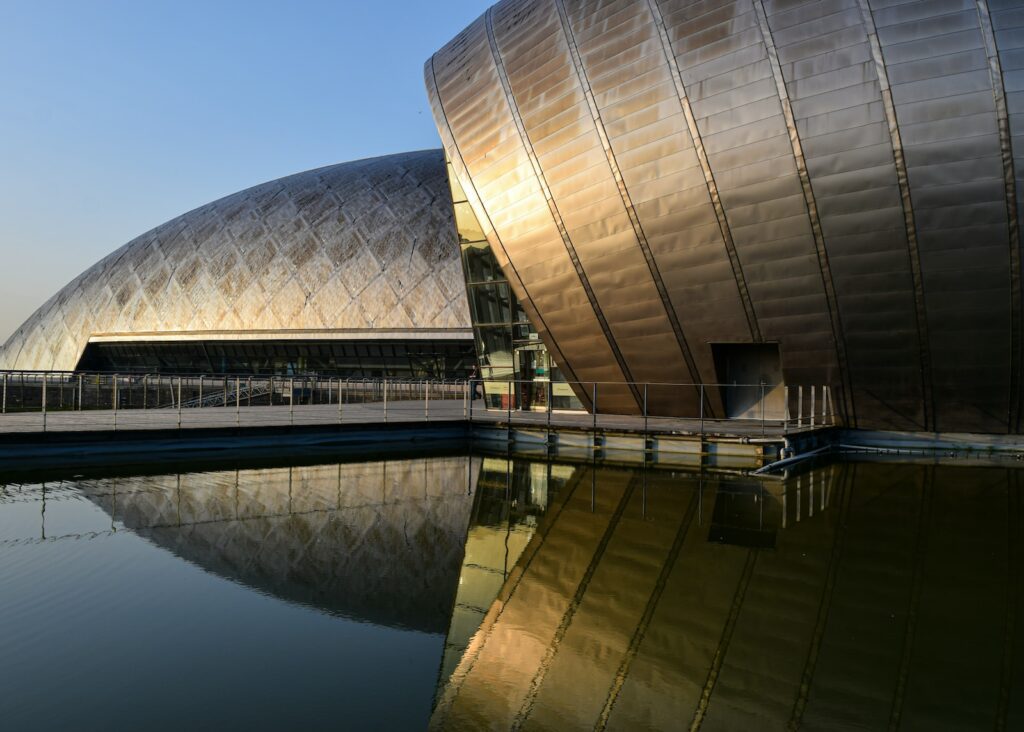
[0,454,1020,730]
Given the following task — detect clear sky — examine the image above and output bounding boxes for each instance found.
[0,0,489,343]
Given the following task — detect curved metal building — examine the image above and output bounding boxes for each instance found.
[427,0,1024,432]
[0,150,471,375]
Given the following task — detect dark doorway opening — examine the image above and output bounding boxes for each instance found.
[711,343,785,420]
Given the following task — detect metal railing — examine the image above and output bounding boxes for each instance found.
[0,370,836,436]
[0,371,470,433]
[470,379,836,437]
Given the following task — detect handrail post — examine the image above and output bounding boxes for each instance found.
[289,377,295,425]
[41,374,47,432]
[113,374,118,432]
[143,374,148,410]
[760,382,766,438]
[784,385,790,428]
[643,383,648,434]
[177,376,182,429]
[236,377,240,426]
[338,378,343,423]
[699,384,705,437]
[2,373,6,414]
[508,380,513,425]
[77,374,82,411]
[384,379,388,422]
[822,385,828,425]
[810,386,816,428]
[425,379,429,421]
[798,385,804,428]
[592,382,597,432]
[469,379,474,421]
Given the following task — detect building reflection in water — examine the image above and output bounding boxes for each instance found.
[436,458,1020,731]
[6,455,1020,730]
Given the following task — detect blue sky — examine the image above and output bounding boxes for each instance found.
[0,0,488,342]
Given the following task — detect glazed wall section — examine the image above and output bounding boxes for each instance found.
[427,0,1024,431]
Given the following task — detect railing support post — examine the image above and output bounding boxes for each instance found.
[784,385,790,428]
[592,383,597,432]
[2,373,6,414]
[469,379,474,421]
[810,386,816,428]
[643,383,648,434]
[289,377,295,426]
[338,378,343,424]
[699,384,704,437]
[760,382,766,438]
[236,377,240,426]
[41,374,47,432]
[384,379,388,422]
[77,374,82,411]
[798,385,804,428]
[425,380,429,421]
[508,380,513,425]
[143,374,148,410]
[177,376,182,430]
[113,374,118,432]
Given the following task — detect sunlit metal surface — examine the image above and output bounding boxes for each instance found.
[0,151,471,372]
[427,0,1024,432]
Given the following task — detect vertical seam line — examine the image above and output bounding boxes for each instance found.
[512,476,638,730]
[554,0,702,390]
[647,0,762,343]
[856,0,935,431]
[485,7,643,409]
[595,489,700,730]
[976,0,1021,432]
[753,0,855,424]
[427,54,585,390]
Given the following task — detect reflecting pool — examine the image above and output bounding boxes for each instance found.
[0,454,1021,730]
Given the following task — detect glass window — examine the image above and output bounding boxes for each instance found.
[474,325,513,370]
[453,202,485,244]
[446,164,468,204]
[462,241,504,283]
[469,282,512,326]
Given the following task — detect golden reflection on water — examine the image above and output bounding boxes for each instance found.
[435,459,1021,731]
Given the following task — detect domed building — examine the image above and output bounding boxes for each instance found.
[0,150,473,378]
[427,0,1024,433]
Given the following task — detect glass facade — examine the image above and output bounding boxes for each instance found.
[75,339,476,378]
[445,158,579,410]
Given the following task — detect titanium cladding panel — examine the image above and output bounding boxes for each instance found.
[0,150,470,372]
[427,0,1024,432]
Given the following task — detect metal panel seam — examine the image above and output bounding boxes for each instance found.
[483,6,642,408]
[976,0,1022,432]
[553,0,702,392]
[856,0,935,432]
[647,0,762,344]
[753,0,855,424]
[426,55,585,389]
